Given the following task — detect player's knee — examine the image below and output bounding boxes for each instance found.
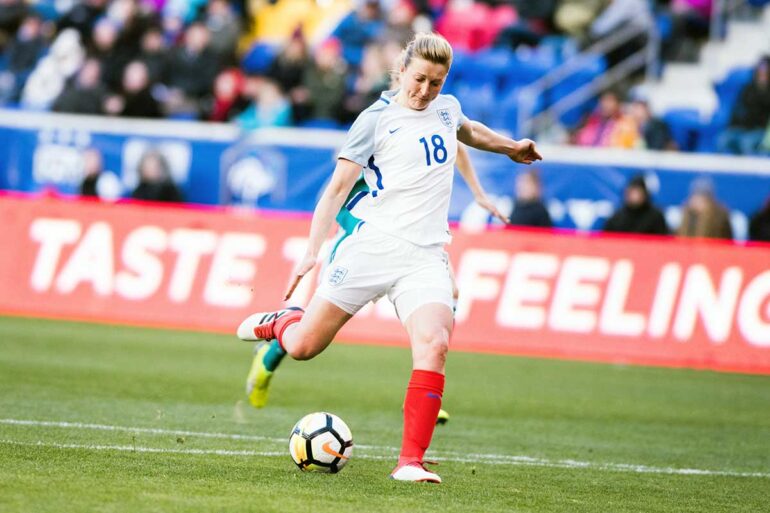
[286,334,321,361]
[287,343,315,361]
[423,327,450,362]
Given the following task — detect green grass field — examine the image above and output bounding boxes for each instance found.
[1,316,769,512]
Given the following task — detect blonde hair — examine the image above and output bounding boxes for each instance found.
[390,33,452,88]
[403,32,453,69]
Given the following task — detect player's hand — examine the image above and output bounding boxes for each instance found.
[283,253,318,301]
[509,139,542,165]
[475,193,509,224]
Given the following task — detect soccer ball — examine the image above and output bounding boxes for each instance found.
[289,412,353,473]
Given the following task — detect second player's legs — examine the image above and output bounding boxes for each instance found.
[282,295,352,360]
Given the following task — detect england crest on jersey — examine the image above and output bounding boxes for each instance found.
[437,108,453,130]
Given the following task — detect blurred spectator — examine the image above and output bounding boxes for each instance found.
[677,177,733,240]
[90,17,131,91]
[53,58,107,115]
[762,123,770,155]
[380,1,417,47]
[163,0,208,24]
[0,14,47,104]
[341,43,390,122]
[204,0,241,64]
[496,0,556,50]
[436,0,516,53]
[160,11,185,45]
[206,68,248,122]
[664,0,712,62]
[236,76,292,130]
[163,22,220,116]
[138,26,169,84]
[107,0,154,58]
[266,28,311,122]
[717,58,770,156]
[554,0,605,40]
[0,0,30,46]
[574,90,640,148]
[332,0,384,68]
[508,170,553,228]
[513,0,557,36]
[57,0,108,48]
[603,175,669,235]
[748,196,770,243]
[628,99,677,150]
[131,149,183,202]
[588,0,651,69]
[105,60,161,118]
[21,28,85,110]
[79,147,122,200]
[302,38,347,123]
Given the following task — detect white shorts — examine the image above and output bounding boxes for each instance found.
[315,222,453,323]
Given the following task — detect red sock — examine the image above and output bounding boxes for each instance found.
[273,309,303,351]
[398,369,445,466]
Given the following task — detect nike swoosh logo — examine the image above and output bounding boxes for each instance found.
[389,127,402,134]
[321,441,349,460]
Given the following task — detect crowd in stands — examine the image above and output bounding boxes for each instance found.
[504,170,770,243]
[1,0,769,241]
[1,0,769,154]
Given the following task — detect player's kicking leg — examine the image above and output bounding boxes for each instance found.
[237,298,351,408]
[390,302,453,484]
[237,307,303,408]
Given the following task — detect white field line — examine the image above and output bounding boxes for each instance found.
[1,418,769,478]
[0,418,397,452]
[0,418,286,443]
[0,439,288,458]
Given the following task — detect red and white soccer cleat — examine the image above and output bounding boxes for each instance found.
[236,307,304,342]
[390,461,441,483]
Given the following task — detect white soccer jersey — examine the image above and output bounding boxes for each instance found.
[338,90,467,246]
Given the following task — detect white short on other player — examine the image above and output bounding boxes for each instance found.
[289,412,353,473]
[316,222,453,322]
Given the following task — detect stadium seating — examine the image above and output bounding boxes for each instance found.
[1,0,768,156]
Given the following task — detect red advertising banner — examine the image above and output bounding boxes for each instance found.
[1,194,769,374]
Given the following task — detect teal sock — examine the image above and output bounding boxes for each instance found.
[263,339,286,372]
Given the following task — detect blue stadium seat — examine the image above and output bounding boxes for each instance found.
[663,109,703,152]
[31,0,59,20]
[488,87,546,134]
[453,81,496,126]
[537,36,575,64]
[714,67,753,124]
[241,42,278,75]
[451,49,504,87]
[655,12,673,41]
[499,50,557,94]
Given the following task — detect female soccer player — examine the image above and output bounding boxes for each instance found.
[237,32,541,483]
[242,51,509,426]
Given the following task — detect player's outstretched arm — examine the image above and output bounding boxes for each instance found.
[284,158,362,300]
[458,120,542,164]
[455,143,509,224]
